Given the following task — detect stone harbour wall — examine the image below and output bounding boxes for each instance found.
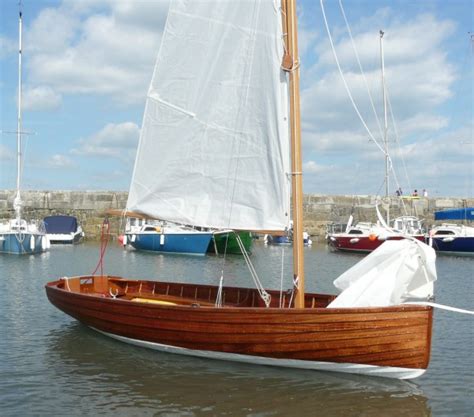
[0,190,128,240]
[1,190,472,241]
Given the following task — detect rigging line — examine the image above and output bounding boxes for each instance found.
[236,234,270,307]
[386,152,411,216]
[403,301,474,315]
[385,87,413,195]
[320,0,385,156]
[279,245,285,308]
[338,0,384,142]
[375,179,386,200]
[390,168,410,216]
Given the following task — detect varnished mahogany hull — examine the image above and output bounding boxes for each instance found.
[45,276,433,378]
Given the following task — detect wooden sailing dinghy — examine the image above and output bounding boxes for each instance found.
[45,275,432,379]
[45,0,435,379]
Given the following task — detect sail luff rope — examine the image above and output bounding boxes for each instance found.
[320,0,385,156]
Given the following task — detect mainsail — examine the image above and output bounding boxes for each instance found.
[127,0,291,231]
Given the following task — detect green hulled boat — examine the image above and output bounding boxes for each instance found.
[209,231,253,255]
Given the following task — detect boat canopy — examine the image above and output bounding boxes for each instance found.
[434,208,474,221]
[328,239,436,308]
[44,215,78,234]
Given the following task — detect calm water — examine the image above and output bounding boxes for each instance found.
[1,241,472,417]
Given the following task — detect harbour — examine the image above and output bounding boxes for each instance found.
[1,189,473,240]
[1,0,473,415]
[1,241,472,416]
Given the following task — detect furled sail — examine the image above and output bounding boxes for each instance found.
[328,239,437,308]
[127,0,290,231]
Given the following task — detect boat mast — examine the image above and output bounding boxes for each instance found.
[380,30,390,223]
[282,0,305,308]
[14,2,23,222]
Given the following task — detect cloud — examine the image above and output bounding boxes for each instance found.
[0,144,14,161]
[71,121,140,160]
[22,86,62,111]
[24,0,169,105]
[303,160,327,174]
[0,35,16,59]
[297,9,460,196]
[46,154,76,168]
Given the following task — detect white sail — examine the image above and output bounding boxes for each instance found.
[328,239,437,308]
[127,0,290,231]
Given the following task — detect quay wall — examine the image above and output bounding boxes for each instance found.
[1,190,472,241]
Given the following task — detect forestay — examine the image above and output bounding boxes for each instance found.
[127,0,291,231]
[328,239,437,308]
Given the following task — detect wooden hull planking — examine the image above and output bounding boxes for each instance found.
[45,275,433,378]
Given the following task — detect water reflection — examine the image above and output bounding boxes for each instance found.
[3,241,471,416]
[43,323,431,417]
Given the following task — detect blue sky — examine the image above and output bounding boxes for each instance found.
[0,0,472,197]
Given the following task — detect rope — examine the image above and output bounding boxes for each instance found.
[320,0,385,156]
[288,275,299,308]
[91,218,110,276]
[235,234,271,307]
[279,246,285,308]
[215,274,224,308]
[403,301,474,315]
[338,0,384,142]
[61,276,72,292]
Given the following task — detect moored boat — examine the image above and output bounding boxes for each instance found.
[0,218,48,254]
[209,231,253,255]
[328,216,425,253]
[44,215,84,244]
[45,274,433,379]
[428,208,474,255]
[265,221,312,246]
[45,0,437,379]
[125,222,213,256]
[325,30,425,254]
[0,6,47,255]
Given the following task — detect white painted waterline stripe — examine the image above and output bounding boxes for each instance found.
[91,327,426,380]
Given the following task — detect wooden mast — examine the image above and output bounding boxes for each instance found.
[282,0,305,308]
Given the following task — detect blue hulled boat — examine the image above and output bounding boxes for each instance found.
[124,221,213,255]
[0,219,48,254]
[0,7,47,255]
[429,208,474,256]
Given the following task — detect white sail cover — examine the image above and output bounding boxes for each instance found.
[127,0,290,231]
[328,239,437,308]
